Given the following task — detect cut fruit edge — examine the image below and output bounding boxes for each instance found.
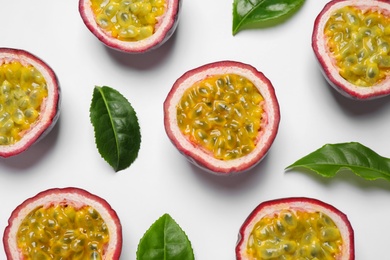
[0,48,60,157]
[235,197,355,260]
[164,60,280,175]
[3,187,122,259]
[312,0,390,99]
[79,0,182,53]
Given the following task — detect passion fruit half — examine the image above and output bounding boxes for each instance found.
[312,0,390,99]
[79,0,181,53]
[236,197,354,260]
[0,48,60,158]
[164,61,280,175]
[3,187,122,259]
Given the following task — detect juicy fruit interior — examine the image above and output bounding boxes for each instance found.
[17,204,109,259]
[325,6,390,87]
[176,74,264,161]
[246,209,343,260]
[0,61,47,145]
[91,0,166,41]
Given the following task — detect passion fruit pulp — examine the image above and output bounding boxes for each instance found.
[236,197,354,260]
[312,0,390,99]
[79,0,181,53]
[3,187,122,260]
[0,48,60,158]
[163,61,280,175]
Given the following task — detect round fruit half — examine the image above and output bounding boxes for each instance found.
[3,187,122,259]
[79,0,181,53]
[0,48,60,158]
[312,0,390,99]
[236,197,354,260]
[164,61,280,175]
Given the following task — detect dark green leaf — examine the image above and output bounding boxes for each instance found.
[285,142,390,181]
[137,214,195,260]
[90,86,141,172]
[232,0,306,35]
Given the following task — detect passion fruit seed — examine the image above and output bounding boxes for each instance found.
[17,204,109,259]
[176,74,264,161]
[325,6,390,87]
[0,61,47,145]
[246,209,342,259]
[91,0,166,41]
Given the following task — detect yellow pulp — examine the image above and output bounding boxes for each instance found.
[91,0,166,41]
[17,205,109,259]
[246,209,343,260]
[325,6,390,87]
[0,61,47,145]
[177,74,264,161]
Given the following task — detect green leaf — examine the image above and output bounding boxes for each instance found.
[232,0,306,35]
[90,86,141,172]
[137,214,195,260]
[285,142,390,181]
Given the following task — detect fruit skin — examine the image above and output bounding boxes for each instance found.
[79,0,182,53]
[0,48,60,158]
[312,0,390,100]
[3,187,122,260]
[235,197,355,260]
[163,60,280,176]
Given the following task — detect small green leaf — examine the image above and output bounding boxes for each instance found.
[137,213,195,260]
[90,86,141,172]
[232,0,306,35]
[285,142,390,181]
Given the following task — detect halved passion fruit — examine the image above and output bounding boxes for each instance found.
[79,0,181,53]
[0,48,60,158]
[312,0,390,99]
[236,197,354,260]
[3,187,122,259]
[164,61,280,175]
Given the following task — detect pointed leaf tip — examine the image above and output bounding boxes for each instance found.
[232,0,306,35]
[286,142,390,182]
[90,85,141,172]
[137,213,195,260]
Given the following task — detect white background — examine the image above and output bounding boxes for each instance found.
[1,0,390,259]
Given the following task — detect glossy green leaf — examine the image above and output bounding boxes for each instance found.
[232,0,306,35]
[90,86,141,172]
[137,214,195,260]
[285,142,390,181]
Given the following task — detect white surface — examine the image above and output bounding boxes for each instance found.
[1,0,390,259]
